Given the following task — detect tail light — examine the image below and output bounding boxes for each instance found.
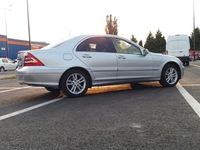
[24,52,44,66]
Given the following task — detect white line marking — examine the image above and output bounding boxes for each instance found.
[0,86,43,94]
[181,84,200,87]
[190,64,200,68]
[0,87,16,89]
[0,97,64,121]
[176,82,200,118]
[0,86,31,94]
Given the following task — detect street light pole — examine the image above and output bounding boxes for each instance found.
[4,10,9,58]
[193,0,196,50]
[26,0,31,50]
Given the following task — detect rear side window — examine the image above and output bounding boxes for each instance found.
[76,37,116,53]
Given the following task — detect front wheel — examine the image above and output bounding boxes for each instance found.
[185,61,189,66]
[60,69,89,97]
[160,64,180,87]
[0,67,5,72]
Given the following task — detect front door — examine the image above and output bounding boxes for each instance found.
[112,38,153,79]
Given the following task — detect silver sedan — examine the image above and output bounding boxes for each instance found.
[16,35,184,97]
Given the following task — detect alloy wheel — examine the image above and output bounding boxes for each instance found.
[66,73,86,95]
[165,67,178,85]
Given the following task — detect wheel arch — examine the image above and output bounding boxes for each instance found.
[58,67,92,89]
[161,61,181,79]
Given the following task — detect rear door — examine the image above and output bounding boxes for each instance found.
[7,58,16,70]
[75,37,117,81]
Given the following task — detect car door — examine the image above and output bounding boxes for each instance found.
[112,38,153,79]
[75,37,117,81]
[2,58,9,70]
[7,58,16,70]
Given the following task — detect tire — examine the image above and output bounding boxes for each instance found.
[60,69,89,97]
[130,82,140,89]
[185,61,189,66]
[0,67,5,72]
[45,87,60,93]
[159,64,180,87]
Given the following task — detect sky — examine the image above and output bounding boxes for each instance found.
[0,0,199,44]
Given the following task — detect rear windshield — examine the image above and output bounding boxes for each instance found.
[42,36,85,49]
[41,41,65,49]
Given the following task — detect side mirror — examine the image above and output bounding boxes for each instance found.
[142,49,149,56]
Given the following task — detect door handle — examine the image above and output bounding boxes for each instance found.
[82,54,92,58]
[118,55,126,59]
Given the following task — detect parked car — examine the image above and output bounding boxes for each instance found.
[16,35,184,97]
[0,58,17,72]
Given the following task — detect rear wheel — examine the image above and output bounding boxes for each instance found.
[160,64,180,87]
[60,69,89,97]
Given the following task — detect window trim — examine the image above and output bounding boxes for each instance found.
[76,37,116,53]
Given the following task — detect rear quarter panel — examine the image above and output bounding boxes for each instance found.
[29,49,93,84]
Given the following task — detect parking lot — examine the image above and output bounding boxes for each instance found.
[0,61,200,150]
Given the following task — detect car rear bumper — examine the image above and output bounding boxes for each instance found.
[16,67,64,88]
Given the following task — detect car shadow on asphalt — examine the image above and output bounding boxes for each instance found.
[0,89,61,108]
[85,82,162,97]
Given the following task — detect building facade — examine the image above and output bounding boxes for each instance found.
[0,35,48,60]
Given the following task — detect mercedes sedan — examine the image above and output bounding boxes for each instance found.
[16,35,184,97]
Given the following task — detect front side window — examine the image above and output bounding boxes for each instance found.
[76,37,116,53]
[113,38,141,55]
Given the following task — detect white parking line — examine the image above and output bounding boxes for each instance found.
[176,83,200,118]
[0,86,31,94]
[0,86,43,94]
[181,84,200,87]
[0,97,64,121]
[0,87,17,89]
[190,64,200,68]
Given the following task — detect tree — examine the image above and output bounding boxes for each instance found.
[131,35,137,43]
[144,30,166,53]
[190,27,200,50]
[138,40,143,47]
[105,14,118,35]
[144,32,155,51]
[154,30,166,53]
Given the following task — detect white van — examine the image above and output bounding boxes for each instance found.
[166,35,190,66]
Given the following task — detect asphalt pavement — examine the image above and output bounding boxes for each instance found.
[0,62,200,150]
[0,71,16,80]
